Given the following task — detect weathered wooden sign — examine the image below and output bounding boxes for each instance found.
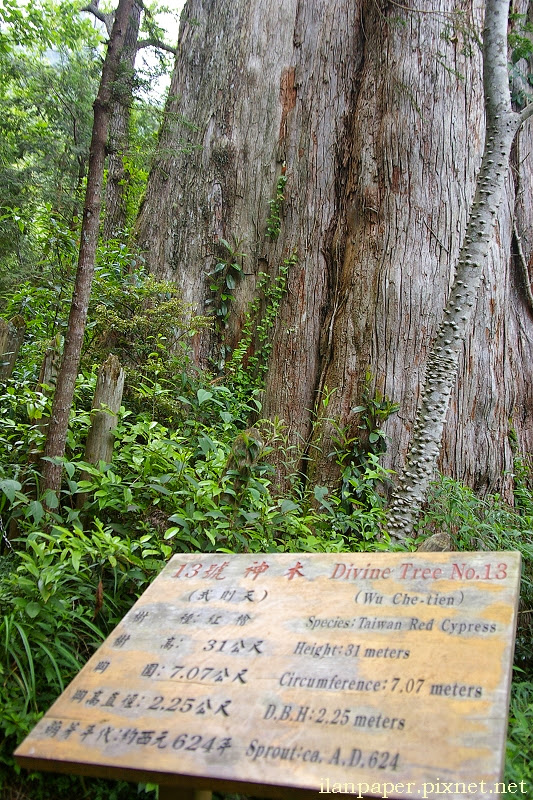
[15,552,521,799]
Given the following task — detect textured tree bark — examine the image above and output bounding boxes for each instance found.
[42,0,135,497]
[136,0,363,442]
[136,0,533,497]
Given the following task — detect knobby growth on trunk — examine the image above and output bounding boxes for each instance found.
[388,0,533,539]
[42,0,135,497]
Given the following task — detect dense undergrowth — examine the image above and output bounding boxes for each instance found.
[0,251,532,799]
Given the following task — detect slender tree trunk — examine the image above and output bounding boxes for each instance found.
[37,336,61,392]
[103,0,142,240]
[42,0,135,496]
[136,0,533,497]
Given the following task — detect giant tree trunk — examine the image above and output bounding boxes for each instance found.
[136,0,533,496]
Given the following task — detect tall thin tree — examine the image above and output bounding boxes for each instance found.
[83,1,177,240]
[42,0,135,496]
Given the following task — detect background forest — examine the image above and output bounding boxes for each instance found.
[0,0,532,799]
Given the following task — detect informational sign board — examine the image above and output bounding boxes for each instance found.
[15,552,521,799]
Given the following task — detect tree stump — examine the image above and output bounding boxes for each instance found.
[84,354,125,467]
[37,334,61,392]
[77,354,124,509]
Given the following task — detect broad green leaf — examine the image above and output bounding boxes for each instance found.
[43,489,59,509]
[25,602,41,619]
[196,388,213,405]
[164,526,181,539]
[147,483,172,496]
[280,499,299,514]
[27,499,44,524]
[0,478,22,502]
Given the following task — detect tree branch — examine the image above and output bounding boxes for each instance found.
[136,37,177,55]
[82,3,114,35]
[519,102,533,125]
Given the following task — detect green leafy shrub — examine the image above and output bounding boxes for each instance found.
[415,474,533,671]
[0,517,168,797]
[505,679,533,786]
